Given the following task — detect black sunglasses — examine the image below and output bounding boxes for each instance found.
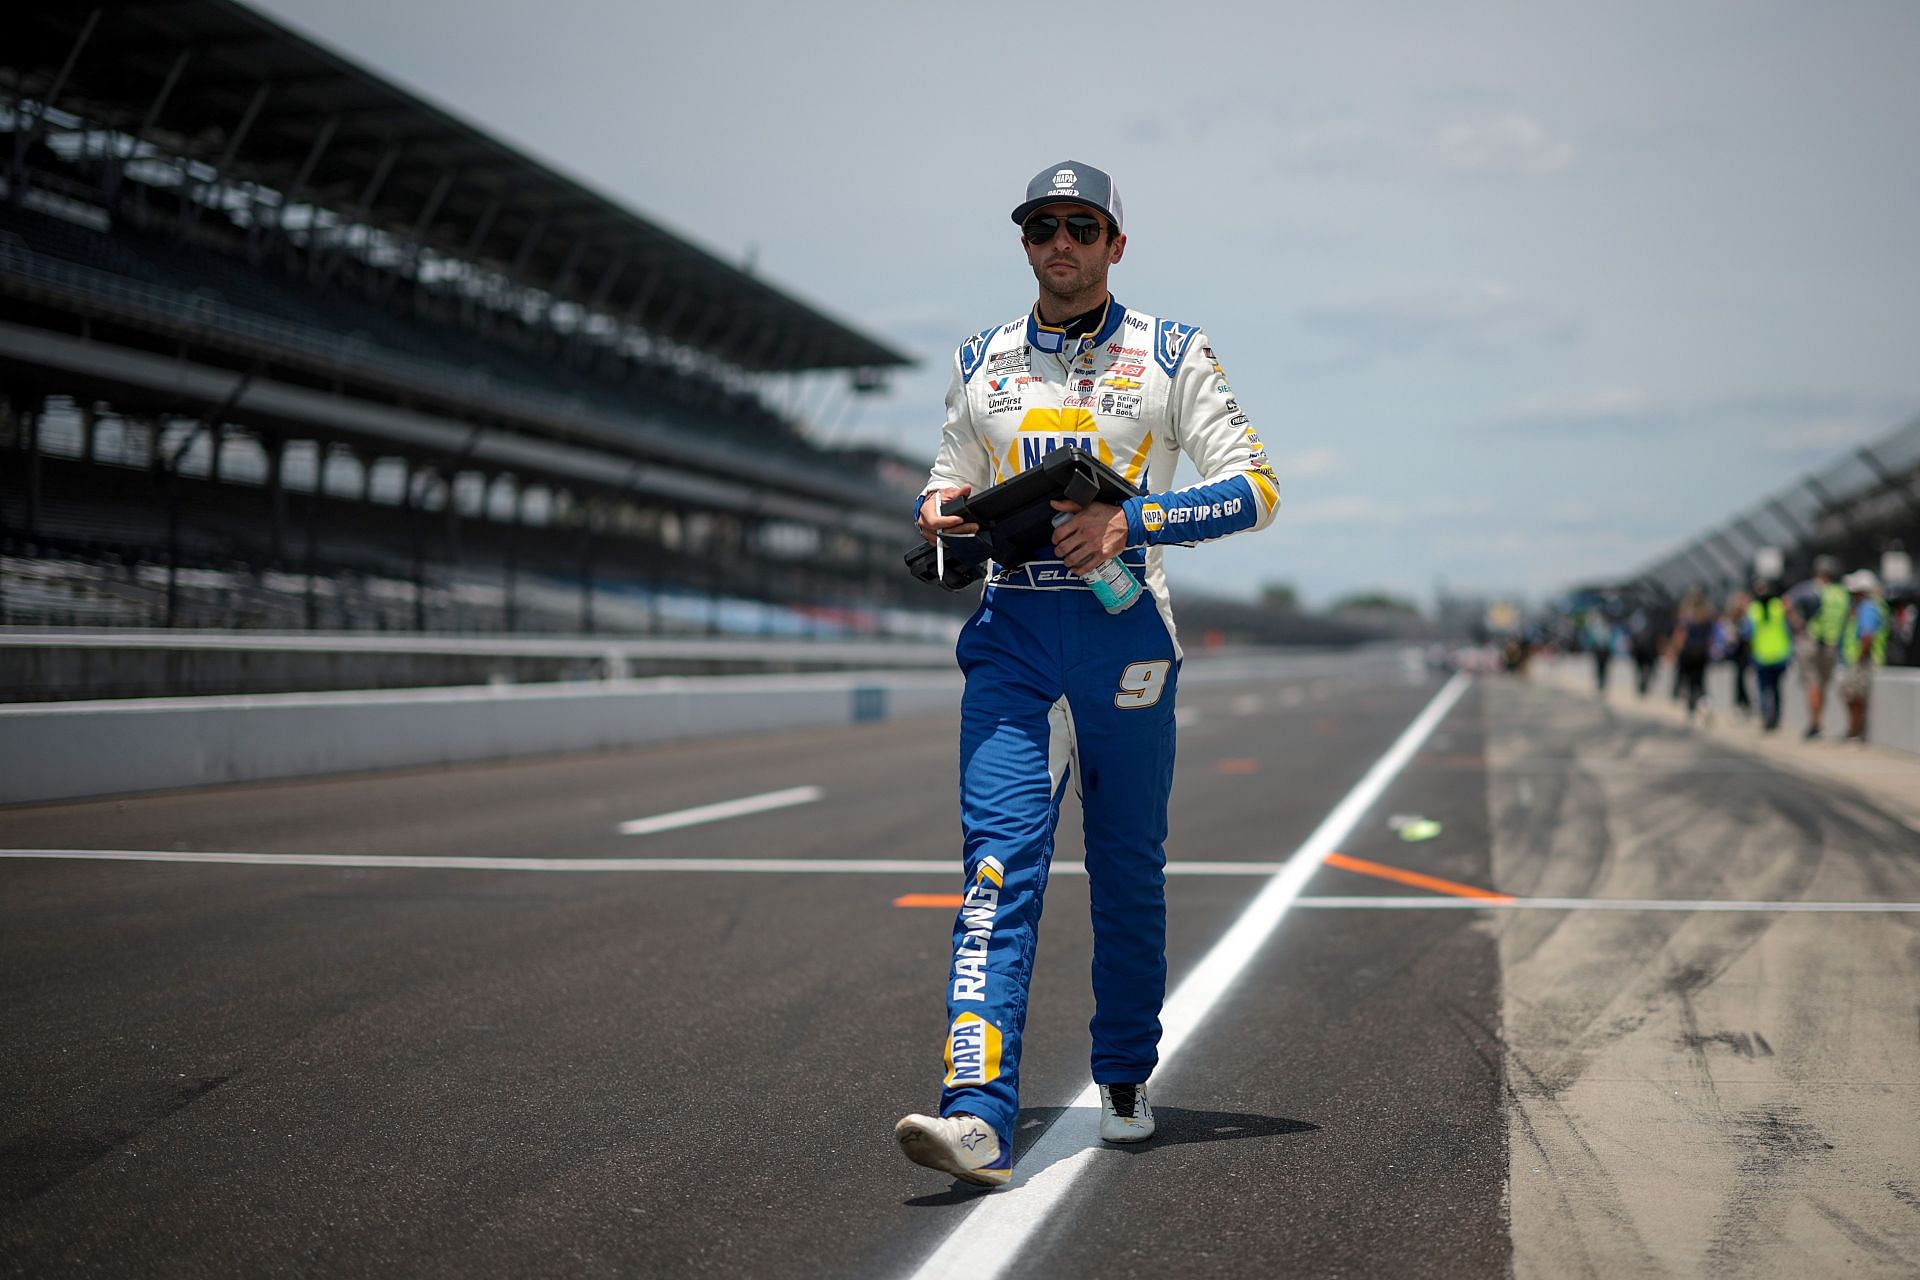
[1021,213,1106,246]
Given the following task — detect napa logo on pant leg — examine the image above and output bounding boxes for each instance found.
[944,1011,1004,1087]
[949,855,1004,1003]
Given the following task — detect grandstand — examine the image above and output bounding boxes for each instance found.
[1628,414,1919,602]
[0,0,930,637]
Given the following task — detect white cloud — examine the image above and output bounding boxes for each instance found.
[1485,386,1663,436]
[1274,446,1341,478]
[1274,112,1575,181]
[1756,418,1882,453]
[1509,387,1651,418]
[1428,114,1575,177]
[1281,494,1399,526]
[1299,281,1585,363]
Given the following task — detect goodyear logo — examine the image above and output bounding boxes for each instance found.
[1141,502,1165,533]
[950,855,1005,1002]
[944,1011,1004,1087]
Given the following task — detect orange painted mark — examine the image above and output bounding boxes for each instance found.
[1216,758,1260,775]
[1324,851,1514,902]
[894,893,964,909]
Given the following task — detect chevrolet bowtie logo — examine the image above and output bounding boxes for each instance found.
[1103,376,1142,391]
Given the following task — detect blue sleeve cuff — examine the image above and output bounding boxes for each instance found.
[1129,476,1260,545]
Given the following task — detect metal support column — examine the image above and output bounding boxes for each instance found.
[109,48,190,205]
[317,143,402,286]
[9,7,102,199]
[21,399,41,540]
[578,525,595,634]
[184,81,270,233]
[1857,445,1920,521]
[266,113,339,254]
[504,476,522,632]
[266,435,286,564]
[1805,476,1866,541]
[387,168,457,296]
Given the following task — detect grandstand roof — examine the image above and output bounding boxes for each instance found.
[4,0,909,375]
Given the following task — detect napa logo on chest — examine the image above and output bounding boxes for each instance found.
[1008,407,1111,473]
[944,1012,1004,1087]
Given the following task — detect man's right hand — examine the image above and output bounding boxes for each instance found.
[917,485,979,545]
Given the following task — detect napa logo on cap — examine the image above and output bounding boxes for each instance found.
[1050,168,1078,193]
[944,1012,1004,1087]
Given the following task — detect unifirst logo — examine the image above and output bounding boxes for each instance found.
[950,855,1004,1002]
[944,1012,1004,1087]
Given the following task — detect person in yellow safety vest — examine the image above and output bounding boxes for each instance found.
[1745,578,1798,732]
[1839,569,1888,744]
[1799,554,1849,740]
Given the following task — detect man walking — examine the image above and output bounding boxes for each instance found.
[1746,578,1796,732]
[1800,555,1849,738]
[894,162,1280,1185]
[1839,570,1887,743]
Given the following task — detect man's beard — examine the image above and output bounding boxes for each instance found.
[1034,257,1102,304]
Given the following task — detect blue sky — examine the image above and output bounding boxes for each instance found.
[253,0,1920,609]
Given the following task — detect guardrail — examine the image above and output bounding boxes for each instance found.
[0,647,1408,805]
[0,629,960,701]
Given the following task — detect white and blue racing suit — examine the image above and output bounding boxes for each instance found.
[917,297,1280,1152]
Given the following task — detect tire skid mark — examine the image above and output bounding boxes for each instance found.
[0,1075,228,1205]
[1803,1195,1914,1268]
[1488,678,1920,1276]
[1703,1105,1835,1268]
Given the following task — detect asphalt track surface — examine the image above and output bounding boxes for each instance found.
[3,653,1916,1277]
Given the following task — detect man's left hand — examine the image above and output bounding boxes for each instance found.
[1049,499,1129,575]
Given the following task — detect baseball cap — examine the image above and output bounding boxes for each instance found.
[1843,569,1880,593]
[1011,162,1124,233]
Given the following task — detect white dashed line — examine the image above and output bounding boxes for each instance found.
[616,785,822,835]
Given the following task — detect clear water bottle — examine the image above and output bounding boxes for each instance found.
[1052,513,1143,614]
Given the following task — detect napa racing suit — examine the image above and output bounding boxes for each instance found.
[916,297,1280,1149]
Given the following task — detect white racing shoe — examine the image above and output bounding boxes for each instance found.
[894,1113,1012,1186]
[1099,1083,1155,1143]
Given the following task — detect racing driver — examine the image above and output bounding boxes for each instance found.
[893,161,1281,1185]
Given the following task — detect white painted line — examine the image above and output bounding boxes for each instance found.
[9,853,1904,912]
[0,851,1287,876]
[617,785,823,835]
[1294,895,1920,913]
[903,672,1473,1280]
[0,850,947,873]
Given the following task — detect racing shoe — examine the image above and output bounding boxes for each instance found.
[1099,1083,1155,1143]
[894,1113,1011,1187]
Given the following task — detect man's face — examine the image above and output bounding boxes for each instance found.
[1021,202,1125,303]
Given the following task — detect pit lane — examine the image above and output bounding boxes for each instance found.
[3,657,1915,1277]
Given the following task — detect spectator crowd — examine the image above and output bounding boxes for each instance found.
[1576,555,1914,745]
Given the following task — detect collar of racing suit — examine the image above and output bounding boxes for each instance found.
[1026,295,1126,356]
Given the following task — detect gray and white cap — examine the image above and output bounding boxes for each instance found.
[1010,161,1124,233]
